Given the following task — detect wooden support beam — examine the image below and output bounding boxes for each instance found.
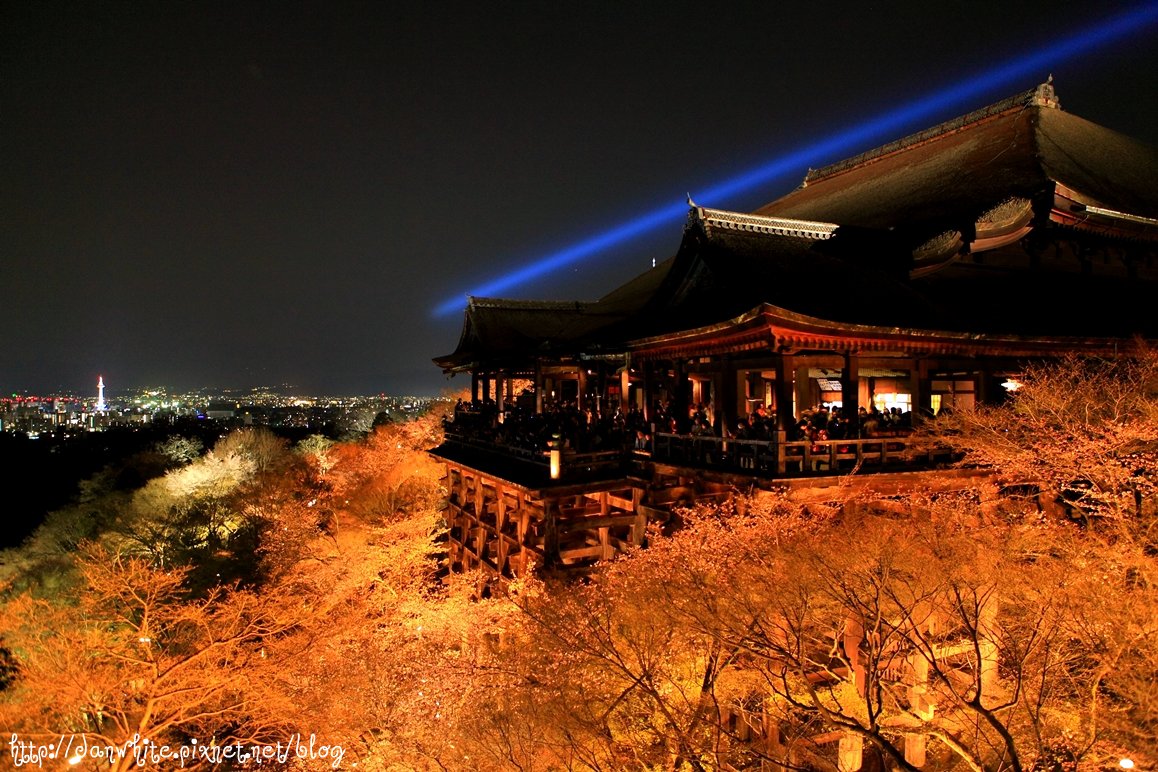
[793,364,812,419]
[904,734,927,769]
[978,599,1000,701]
[516,492,530,576]
[673,359,688,432]
[632,487,646,547]
[841,350,860,427]
[620,364,630,414]
[599,526,612,560]
[914,359,932,424]
[775,354,795,432]
[495,484,508,575]
[543,500,559,565]
[837,733,863,772]
[720,355,737,433]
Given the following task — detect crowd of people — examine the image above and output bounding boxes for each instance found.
[448,397,914,459]
[449,399,651,457]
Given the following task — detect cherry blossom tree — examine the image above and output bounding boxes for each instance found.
[0,546,303,771]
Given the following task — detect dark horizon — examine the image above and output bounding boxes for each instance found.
[5,1,1158,397]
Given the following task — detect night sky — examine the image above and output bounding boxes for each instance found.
[4,2,1158,397]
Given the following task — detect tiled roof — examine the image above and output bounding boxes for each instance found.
[757,84,1158,236]
[436,84,1158,371]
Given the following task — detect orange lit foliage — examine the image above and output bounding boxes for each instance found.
[4,375,1153,771]
[0,546,302,771]
[480,493,1157,771]
[929,349,1158,529]
[99,426,330,589]
[328,412,447,523]
[244,509,521,770]
[0,409,480,770]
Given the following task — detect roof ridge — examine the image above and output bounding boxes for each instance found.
[469,296,596,310]
[804,81,1060,186]
[690,205,838,240]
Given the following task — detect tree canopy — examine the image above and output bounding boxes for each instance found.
[1,363,1155,771]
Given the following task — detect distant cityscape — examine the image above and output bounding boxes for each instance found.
[1,377,441,438]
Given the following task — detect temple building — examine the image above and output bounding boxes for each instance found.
[431,81,1158,578]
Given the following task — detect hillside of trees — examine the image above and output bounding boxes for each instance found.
[1,355,1156,771]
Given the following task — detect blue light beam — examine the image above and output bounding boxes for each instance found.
[434,1,1158,317]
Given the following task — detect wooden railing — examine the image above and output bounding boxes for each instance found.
[441,423,953,480]
[652,432,953,475]
[440,424,628,480]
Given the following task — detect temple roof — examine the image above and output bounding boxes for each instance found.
[432,297,626,372]
[436,83,1158,373]
[617,208,938,339]
[757,83,1158,242]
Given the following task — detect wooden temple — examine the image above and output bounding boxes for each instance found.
[431,81,1158,579]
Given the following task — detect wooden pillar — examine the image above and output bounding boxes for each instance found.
[641,360,652,421]
[577,367,588,411]
[620,364,631,414]
[598,526,612,560]
[496,371,506,412]
[471,371,480,404]
[905,734,927,769]
[975,368,992,406]
[841,351,860,431]
[595,364,607,418]
[597,492,612,560]
[495,484,508,574]
[515,492,529,577]
[793,363,812,419]
[543,499,559,566]
[775,353,795,432]
[720,356,737,433]
[631,487,645,546]
[905,654,932,767]
[913,360,932,424]
[978,599,1000,703]
[673,359,688,432]
[838,733,863,772]
[763,711,788,768]
[458,468,469,516]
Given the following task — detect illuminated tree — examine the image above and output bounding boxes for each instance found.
[154,435,204,466]
[249,511,519,770]
[107,441,257,585]
[297,433,336,478]
[213,426,292,474]
[928,349,1158,531]
[486,492,1157,771]
[0,546,302,771]
[328,414,446,524]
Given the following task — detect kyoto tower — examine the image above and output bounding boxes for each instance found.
[96,375,107,413]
